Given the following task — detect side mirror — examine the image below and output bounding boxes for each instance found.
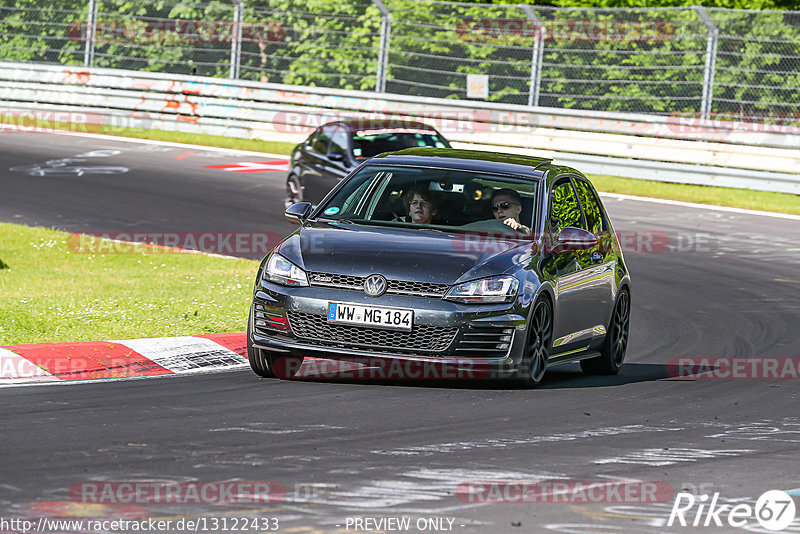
[556,227,598,250]
[327,152,345,162]
[285,202,312,225]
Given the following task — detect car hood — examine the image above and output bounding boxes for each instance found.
[276,221,533,285]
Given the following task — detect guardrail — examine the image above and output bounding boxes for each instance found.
[1,62,797,194]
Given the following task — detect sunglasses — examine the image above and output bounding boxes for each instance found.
[491,201,519,211]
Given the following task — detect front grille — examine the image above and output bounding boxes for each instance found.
[308,272,449,298]
[455,326,515,358]
[287,311,457,353]
[309,272,363,288]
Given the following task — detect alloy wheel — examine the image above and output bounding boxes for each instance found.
[284,174,302,208]
[611,290,630,365]
[527,300,552,384]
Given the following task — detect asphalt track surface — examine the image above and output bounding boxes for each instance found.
[2,132,800,533]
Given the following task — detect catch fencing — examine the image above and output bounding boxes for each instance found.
[1,0,799,123]
[1,62,798,194]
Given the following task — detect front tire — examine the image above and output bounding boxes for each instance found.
[581,288,630,375]
[247,310,275,378]
[284,173,303,208]
[516,298,552,388]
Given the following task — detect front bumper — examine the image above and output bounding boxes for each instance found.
[250,282,532,377]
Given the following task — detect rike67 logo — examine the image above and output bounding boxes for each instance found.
[668,490,796,530]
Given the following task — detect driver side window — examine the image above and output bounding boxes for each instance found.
[549,180,583,232]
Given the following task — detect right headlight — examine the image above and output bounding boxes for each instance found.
[444,275,519,304]
[262,254,309,287]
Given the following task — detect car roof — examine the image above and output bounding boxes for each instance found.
[369,148,553,180]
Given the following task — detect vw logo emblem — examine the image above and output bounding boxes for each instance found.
[363,274,387,297]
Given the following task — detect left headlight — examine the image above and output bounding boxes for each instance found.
[262,254,309,287]
[444,275,519,304]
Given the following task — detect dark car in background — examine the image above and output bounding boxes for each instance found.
[252,148,631,387]
[285,119,450,207]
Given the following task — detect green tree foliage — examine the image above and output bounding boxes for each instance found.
[90,0,234,76]
[710,9,800,122]
[383,0,533,102]
[239,0,381,90]
[0,0,85,64]
[476,0,799,9]
[0,0,797,121]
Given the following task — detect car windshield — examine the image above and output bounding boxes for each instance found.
[314,165,538,233]
[352,132,448,159]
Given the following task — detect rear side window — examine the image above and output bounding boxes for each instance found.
[549,180,583,231]
[574,179,606,234]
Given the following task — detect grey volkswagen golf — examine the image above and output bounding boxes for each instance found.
[248,148,631,387]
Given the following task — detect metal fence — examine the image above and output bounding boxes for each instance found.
[1,0,799,123]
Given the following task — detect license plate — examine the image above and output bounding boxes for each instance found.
[327,302,413,332]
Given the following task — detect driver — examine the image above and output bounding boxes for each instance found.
[491,188,531,234]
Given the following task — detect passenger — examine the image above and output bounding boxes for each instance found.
[491,188,531,234]
[402,186,440,225]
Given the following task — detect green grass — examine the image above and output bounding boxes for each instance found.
[0,222,258,345]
